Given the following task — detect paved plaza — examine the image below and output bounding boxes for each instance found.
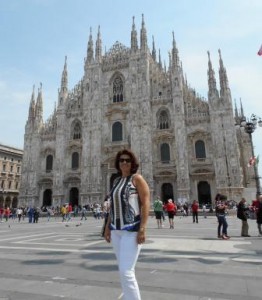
[0,213,261,300]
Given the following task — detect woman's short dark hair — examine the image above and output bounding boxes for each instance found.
[114,149,139,175]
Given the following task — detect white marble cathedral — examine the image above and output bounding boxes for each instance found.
[19,16,255,208]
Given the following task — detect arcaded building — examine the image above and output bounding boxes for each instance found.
[19,16,254,209]
[0,144,23,208]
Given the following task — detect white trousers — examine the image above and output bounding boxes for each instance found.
[111,230,142,300]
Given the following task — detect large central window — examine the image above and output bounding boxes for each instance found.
[73,122,81,140]
[158,110,169,129]
[113,76,124,103]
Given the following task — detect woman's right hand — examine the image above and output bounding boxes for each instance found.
[104,226,111,243]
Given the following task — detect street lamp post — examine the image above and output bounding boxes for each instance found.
[241,114,262,196]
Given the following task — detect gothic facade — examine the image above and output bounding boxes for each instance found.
[19,16,255,208]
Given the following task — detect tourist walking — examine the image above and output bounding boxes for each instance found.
[164,199,176,229]
[17,207,23,222]
[81,206,87,221]
[104,149,150,300]
[153,196,164,228]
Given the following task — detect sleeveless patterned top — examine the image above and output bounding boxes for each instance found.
[109,175,141,231]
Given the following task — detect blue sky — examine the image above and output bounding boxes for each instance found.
[0,0,261,177]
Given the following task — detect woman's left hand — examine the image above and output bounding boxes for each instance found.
[137,229,146,244]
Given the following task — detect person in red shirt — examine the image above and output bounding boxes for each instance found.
[4,207,11,222]
[251,195,260,215]
[191,200,199,223]
[164,199,176,229]
[0,207,4,222]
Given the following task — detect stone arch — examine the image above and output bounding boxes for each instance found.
[197,181,211,206]
[12,197,18,208]
[5,196,11,208]
[43,189,52,207]
[161,183,174,204]
[0,196,4,208]
[70,187,79,208]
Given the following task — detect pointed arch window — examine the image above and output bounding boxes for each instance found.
[72,152,79,169]
[73,122,81,140]
[46,155,53,172]
[161,143,170,163]
[158,111,169,129]
[112,122,123,142]
[113,76,124,103]
[195,140,206,159]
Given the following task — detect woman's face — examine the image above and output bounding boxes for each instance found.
[119,155,132,174]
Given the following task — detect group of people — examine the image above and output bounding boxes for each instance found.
[152,197,205,228]
[0,206,40,223]
[153,197,177,229]
[152,192,262,241]
[237,194,262,237]
[214,193,262,239]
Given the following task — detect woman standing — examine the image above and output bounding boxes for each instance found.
[237,198,250,237]
[216,197,230,239]
[256,195,262,237]
[104,149,150,300]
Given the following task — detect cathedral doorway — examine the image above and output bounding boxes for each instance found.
[5,196,11,208]
[161,183,174,204]
[70,187,79,207]
[12,197,18,208]
[197,181,211,206]
[43,189,52,207]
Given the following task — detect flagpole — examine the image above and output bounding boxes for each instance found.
[241,115,262,196]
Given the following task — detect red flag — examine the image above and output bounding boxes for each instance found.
[258,45,262,56]
[247,156,256,167]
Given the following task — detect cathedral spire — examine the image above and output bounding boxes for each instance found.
[207,51,218,98]
[28,85,36,121]
[168,51,172,72]
[158,49,162,69]
[61,56,68,93]
[140,14,148,52]
[131,16,138,52]
[35,83,43,123]
[234,99,239,119]
[218,49,230,96]
[95,25,102,63]
[59,57,68,106]
[87,27,94,63]
[240,98,244,118]
[172,31,180,69]
[152,36,156,61]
